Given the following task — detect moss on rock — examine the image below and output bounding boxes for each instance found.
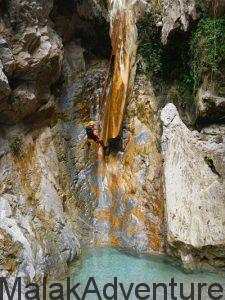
[189,17,225,93]
[137,13,163,80]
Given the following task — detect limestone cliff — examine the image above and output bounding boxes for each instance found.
[0,0,225,284]
[0,0,79,282]
[158,0,225,268]
[161,104,225,269]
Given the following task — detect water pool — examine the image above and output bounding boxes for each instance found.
[66,246,225,300]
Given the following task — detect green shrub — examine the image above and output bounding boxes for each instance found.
[204,156,214,168]
[137,13,163,80]
[137,14,225,101]
[10,134,22,155]
[189,17,225,93]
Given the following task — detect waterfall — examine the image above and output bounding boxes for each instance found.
[102,0,138,145]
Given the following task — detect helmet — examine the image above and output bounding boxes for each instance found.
[88,121,96,127]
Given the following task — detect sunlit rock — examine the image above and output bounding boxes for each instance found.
[0,127,80,281]
[161,0,197,44]
[161,103,225,268]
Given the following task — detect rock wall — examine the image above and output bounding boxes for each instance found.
[0,124,80,281]
[0,0,225,282]
[157,1,225,269]
[93,75,164,252]
[160,0,197,44]
[161,103,225,269]
[56,54,164,253]
[0,0,80,282]
[209,0,225,17]
[55,0,164,254]
[0,0,63,124]
[0,0,114,282]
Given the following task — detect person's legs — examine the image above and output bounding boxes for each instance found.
[86,133,105,148]
[86,138,91,146]
[97,137,104,147]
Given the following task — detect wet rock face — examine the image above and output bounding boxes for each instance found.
[0,0,225,280]
[62,62,164,253]
[102,0,139,144]
[57,60,108,233]
[161,103,225,269]
[55,45,164,253]
[99,76,164,253]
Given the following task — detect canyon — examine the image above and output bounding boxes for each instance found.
[0,0,225,290]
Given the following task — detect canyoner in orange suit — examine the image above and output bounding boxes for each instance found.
[85,121,104,148]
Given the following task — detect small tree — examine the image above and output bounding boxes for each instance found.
[10,134,22,155]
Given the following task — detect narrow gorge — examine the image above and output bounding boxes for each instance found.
[0,0,225,297]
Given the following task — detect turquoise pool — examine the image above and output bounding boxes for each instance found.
[67,246,225,300]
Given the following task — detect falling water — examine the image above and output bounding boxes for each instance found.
[102,0,138,145]
[89,0,140,244]
[88,1,163,252]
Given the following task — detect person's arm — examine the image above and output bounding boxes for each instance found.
[93,129,99,137]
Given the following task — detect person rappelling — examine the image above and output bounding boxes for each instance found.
[85,51,113,150]
[85,121,104,148]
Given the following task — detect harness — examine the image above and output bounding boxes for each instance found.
[86,126,98,141]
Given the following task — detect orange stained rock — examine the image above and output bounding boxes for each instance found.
[91,109,164,252]
[95,210,111,223]
[102,3,138,145]
[109,235,121,247]
[13,138,41,197]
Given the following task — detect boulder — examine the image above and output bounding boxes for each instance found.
[161,103,225,268]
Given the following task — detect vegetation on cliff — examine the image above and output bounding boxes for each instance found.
[137,12,225,126]
[137,14,163,80]
[10,134,22,155]
[190,16,225,92]
[138,14,225,94]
